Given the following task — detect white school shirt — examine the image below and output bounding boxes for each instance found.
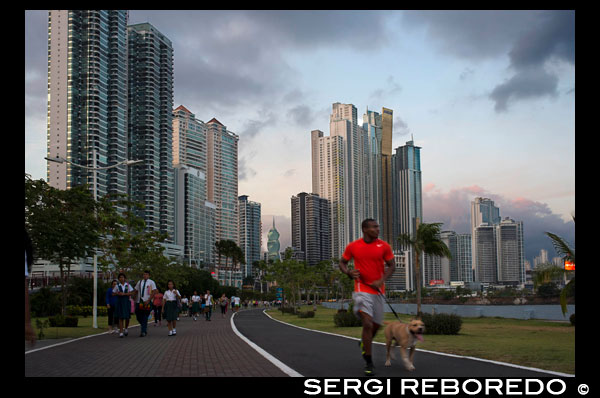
[191,295,201,303]
[163,289,180,301]
[134,278,157,302]
[181,297,189,305]
[205,294,213,306]
[113,282,133,294]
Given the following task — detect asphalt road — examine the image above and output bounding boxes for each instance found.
[232,309,570,378]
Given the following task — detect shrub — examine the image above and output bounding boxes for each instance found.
[420,312,462,335]
[569,313,575,326]
[30,287,61,317]
[66,305,107,317]
[298,311,315,318]
[48,315,79,327]
[334,304,362,327]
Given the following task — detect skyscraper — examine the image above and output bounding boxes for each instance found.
[291,192,331,267]
[206,118,239,246]
[496,217,525,284]
[128,22,175,241]
[457,234,473,283]
[474,224,497,283]
[47,10,129,197]
[174,164,215,268]
[238,195,262,278]
[392,139,423,290]
[471,198,501,281]
[311,128,346,258]
[267,218,281,262]
[172,105,215,268]
[380,107,394,244]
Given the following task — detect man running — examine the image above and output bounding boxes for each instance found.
[339,218,396,376]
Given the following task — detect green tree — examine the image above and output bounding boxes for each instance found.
[25,175,100,315]
[397,220,452,317]
[544,215,575,316]
[95,193,171,281]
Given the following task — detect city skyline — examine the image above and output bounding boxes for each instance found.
[26,10,575,264]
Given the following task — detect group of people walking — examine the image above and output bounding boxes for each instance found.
[105,270,240,338]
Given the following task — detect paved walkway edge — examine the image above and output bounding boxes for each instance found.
[261,310,574,378]
[231,311,303,377]
[25,324,140,355]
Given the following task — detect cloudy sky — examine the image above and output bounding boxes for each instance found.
[25,10,575,264]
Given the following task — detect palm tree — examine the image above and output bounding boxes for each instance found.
[397,220,452,317]
[542,215,575,316]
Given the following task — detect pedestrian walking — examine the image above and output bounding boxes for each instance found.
[181,295,189,317]
[113,273,135,338]
[232,295,241,313]
[153,287,163,327]
[162,280,181,336]
[219,294,229,317]
[191,291,201,321]
[204,290,213,321]
[134,270,157,337]
[339,218,396,376]
[105,279,118,333]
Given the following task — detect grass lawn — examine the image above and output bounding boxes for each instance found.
[31,316,140,340]
[267,306,575,375]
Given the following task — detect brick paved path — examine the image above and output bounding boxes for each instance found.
[25,309,288,377]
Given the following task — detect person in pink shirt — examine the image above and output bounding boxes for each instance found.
[153,287,164,327]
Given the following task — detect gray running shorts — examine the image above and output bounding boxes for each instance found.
[352,291,385,325]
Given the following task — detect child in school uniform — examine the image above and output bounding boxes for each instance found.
[162,280,181,336]
[112,273,135,338]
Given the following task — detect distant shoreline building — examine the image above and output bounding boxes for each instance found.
[239,195,262,278]
[267,218,281,262]
[291,192,331,267]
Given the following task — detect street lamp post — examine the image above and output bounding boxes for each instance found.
[45,151,142,328]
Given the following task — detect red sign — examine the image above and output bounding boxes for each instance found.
[564,261,575,271]
[429,279,445,286]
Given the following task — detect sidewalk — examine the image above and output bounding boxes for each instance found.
[25,309,287,377]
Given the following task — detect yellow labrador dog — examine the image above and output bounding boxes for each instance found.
[384,318,425,371]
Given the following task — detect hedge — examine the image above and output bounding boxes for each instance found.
[48,315,79,327]
[420,312,462,335]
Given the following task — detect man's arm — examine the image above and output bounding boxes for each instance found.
[339,257,360,280]
[371,257,396,289]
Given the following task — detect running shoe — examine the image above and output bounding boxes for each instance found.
[364,362,375,376]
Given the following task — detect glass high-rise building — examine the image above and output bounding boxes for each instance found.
[457,233,473,283]
[172,105,216,268]
[471,198,501,282]
[291,192,331,267]
[128,22,175,241]
[47,10,129,198]
[392,139,423,290]
[238,195,262,278]
[496,218,525,284]
[206,118,239,281]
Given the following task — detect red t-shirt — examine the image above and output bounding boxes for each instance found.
[342,238,394,295]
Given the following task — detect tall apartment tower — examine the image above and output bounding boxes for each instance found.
[471,198,501,281]
[311,129,346,259]
[329,103,368,246]
[127,22,175,241]
[440,231,459,282]
[291,192,331,267]
[496,217,525,284]
[174,164,215,268]
[380,107,394,244]
[47,10,129,197]
[457,234,473,283]
[205,118,239,249]
[392,139,423,290]
[474,224,497,283]
[362,109,382,228]
[238,195,262,278]
[172,105,215,267]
